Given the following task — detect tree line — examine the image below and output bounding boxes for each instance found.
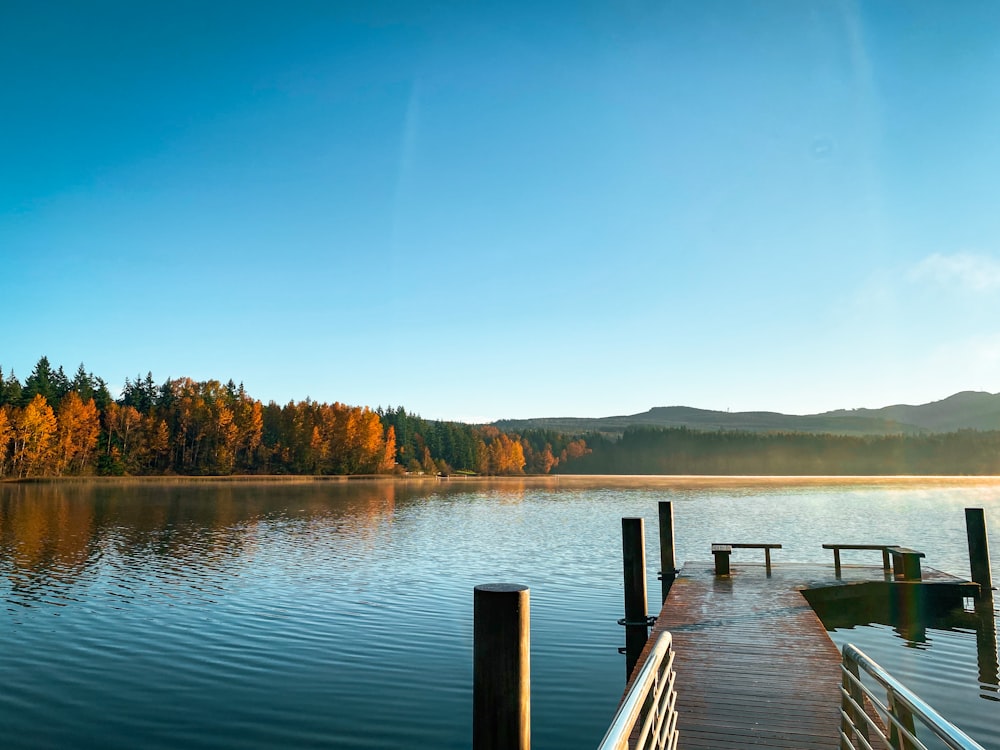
[18,356,1000,479]
[379,406,590,475]
[0,357,588,479]
[556,425,1000,475]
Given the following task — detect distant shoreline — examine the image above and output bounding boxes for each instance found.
[5,474,1000,488]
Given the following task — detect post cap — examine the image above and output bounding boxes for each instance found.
[475,583,529,593]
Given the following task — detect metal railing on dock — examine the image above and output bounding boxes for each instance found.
[597,630,679,750]
[840,643,985,750]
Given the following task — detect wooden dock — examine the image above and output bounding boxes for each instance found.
[631,561,975,749]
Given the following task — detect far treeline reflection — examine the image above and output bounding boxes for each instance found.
[3,357,1000,479]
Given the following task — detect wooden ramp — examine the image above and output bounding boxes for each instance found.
[648,562,847,749]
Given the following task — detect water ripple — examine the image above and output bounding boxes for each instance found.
[2,480,999,748]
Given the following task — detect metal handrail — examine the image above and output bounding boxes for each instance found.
[597,630,679,750]
[840,643,985,750]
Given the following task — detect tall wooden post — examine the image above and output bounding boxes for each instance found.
[474,584,530,750]
[622,517,649,679]
[966,508,994,606]
[658,501,677,603]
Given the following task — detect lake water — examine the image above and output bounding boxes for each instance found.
[1,477,999,749]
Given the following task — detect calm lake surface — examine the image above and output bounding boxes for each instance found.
[2,477,999,749]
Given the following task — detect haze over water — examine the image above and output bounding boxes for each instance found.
[2,478,998,748]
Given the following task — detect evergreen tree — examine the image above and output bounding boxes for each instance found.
[71,364,94,401]
[91,377,113,410]
[4,371,23,408]
[52,366,70,402]
[23,356,57,406]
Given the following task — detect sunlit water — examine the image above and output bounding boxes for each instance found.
[1,478,999,748]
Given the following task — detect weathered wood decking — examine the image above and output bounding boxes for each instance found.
[650,563,843,748]
[629,562,975,749]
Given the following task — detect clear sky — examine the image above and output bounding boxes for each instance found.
[3,1,1000,422]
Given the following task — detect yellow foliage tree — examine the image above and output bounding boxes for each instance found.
[12,394,57,478]
[142,417,171,472]
[232,392,263,470]
[380,425,397,473]
[55,391,101,475]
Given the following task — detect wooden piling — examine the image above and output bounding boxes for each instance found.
[658,501,677,603]
[622,517,649,679]
[966,508,993,603]
[474,583,530,750]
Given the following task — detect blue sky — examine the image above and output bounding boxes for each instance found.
[3,1,1000,422]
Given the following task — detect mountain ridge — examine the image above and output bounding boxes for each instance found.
[493,390,1000,436]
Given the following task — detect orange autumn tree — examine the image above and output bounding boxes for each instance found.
[278,401,393,474]
[471,427,526,475]
[103,402,143,473]
[381,425,397,473]
[55,391,101,475]
[11,394,57,478]
[155,378,264,475]
[232,385,264,470]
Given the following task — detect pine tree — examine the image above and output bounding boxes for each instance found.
[23,356,56,406]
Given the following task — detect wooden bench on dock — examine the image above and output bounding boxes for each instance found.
[712,542,782,575]
[823,543,926,579]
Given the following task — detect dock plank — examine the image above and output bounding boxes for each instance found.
[649,563,846,749]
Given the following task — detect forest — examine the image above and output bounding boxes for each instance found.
[556,425,1000,475]
[6,357,1000,479]
[0,357,587,478]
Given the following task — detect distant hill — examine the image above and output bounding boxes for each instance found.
[494,391,1000,436]
[822,391,1000,432]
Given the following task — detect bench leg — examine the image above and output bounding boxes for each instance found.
[765,548,772,575]
[833,549,842,578]
[714,550,731,576]
[902,554,922,581]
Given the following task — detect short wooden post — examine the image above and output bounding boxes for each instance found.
[966,508,993,605]
[833,548,842,577]
[474,584,530,750]
[622,517,649,679]
[658,500,677,602]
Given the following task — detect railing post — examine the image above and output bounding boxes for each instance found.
[622,517,649,679]
[966,508,993,607]
[887,691,918,750]
[658,500,677,603]
[474,584,530,750]
[841,656,869,746]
